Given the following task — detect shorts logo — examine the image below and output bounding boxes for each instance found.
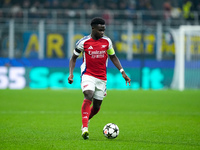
[83,84,89,88]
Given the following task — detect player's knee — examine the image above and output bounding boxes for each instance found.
[93,105,101,111]
[83,90,94,100]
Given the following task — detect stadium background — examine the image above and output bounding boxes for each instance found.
[0,0,200,90]
[1,1,200,149]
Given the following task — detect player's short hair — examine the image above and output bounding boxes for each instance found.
[90,17,105,27]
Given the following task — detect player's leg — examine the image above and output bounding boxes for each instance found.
[82,90,93,127]
[89,98,102,120]
[81,75,95,139]
[81,90,93,140]
[89,78,106,120]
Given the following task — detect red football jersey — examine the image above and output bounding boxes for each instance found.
[74,35,115,80]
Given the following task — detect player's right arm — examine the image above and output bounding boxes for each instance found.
[68,53,79,84]
[68,37,85,84]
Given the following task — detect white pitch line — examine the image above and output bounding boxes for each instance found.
[0,111,199,116]
[0,110,80,114]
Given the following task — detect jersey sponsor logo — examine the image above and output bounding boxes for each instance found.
[88,46,93,49]
[88,50,106,58]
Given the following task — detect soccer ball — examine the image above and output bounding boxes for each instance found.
[103,123,119,139]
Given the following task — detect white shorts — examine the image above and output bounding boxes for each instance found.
[81,74,107,100]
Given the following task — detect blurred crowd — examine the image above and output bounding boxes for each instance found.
[0,0,199,22]
[0,0,199,10]
[0,0,156,10]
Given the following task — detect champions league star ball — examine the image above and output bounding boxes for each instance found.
[103,123,119,139]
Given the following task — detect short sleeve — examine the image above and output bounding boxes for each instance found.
[73,37,85,56]
[107,38,115,55]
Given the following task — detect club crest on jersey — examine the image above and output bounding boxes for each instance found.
[101,45,107,48]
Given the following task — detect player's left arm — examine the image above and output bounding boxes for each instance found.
[109,53,131,86]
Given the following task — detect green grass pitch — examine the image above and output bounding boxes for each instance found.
[0,89,200,150]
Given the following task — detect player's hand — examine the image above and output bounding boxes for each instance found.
[68,74,74,84]
[122,72,131,86]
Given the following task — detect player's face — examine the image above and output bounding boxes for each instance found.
[92,24,106,39]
